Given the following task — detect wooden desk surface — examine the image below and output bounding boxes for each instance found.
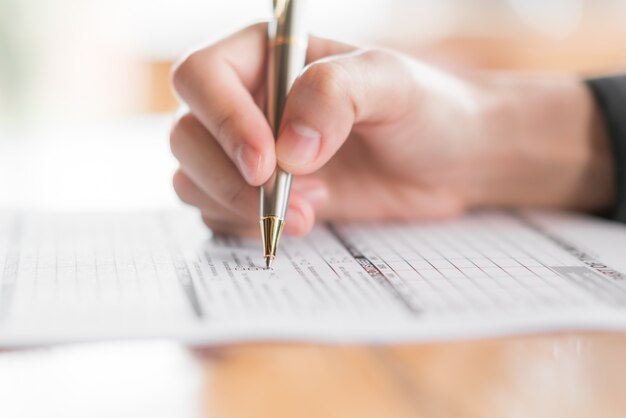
[1,332,625,417]
[201,333,626,418]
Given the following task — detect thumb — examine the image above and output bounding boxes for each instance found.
[275,49,415,175]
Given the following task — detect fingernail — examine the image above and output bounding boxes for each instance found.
[277,122,321,166]
[235,144,261,184]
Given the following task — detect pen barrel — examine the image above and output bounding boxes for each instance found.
[261,0,308,220]
[260,170,292,219]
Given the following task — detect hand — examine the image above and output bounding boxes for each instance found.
[170,23,614,236]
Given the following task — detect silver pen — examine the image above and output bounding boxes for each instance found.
[260,0,308,268]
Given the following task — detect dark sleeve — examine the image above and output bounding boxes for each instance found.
[585,75,626,222]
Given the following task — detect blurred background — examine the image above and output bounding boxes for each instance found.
[1,0,625,210]
[1,0,625,126]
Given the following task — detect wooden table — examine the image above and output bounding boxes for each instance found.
[200,333,626,418]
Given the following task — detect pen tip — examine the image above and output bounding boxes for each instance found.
[261,216,283,270]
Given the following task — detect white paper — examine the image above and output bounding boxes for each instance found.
[1,209,626,347]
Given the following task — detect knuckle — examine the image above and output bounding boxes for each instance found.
[172,48,216,95]
[359,47,391,64]
[200,215,231,235]
[227,183,248,208]
[171,170,195,204]
[172,50,201,94]
[361,48,407,79]
[214,107,237,148]
[300,61,350,102]
[225,184,258,219]
[169,113,197,159]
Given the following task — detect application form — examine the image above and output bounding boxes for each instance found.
[1,210,626,347]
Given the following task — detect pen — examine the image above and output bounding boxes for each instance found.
[260,0,308,268]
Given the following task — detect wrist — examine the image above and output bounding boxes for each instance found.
[469,74,614,213]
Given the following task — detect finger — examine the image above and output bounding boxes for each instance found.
[170,115,325,236]
[174,167,322,237]
[200,195,314,237]
[170,113,258,220]
[275,49,415,175]
[173,169,254,226]
[173,24,272,186]
[201,214,259,237]
[172,23,354,186]
[291,177,330,212]
[283,193,316,236]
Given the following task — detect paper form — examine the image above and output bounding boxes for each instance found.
[1,209,626,347]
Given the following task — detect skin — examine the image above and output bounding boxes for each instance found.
[170,23,614,237]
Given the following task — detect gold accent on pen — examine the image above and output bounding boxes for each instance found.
[260,216,285,268]
[269,36,308,49]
